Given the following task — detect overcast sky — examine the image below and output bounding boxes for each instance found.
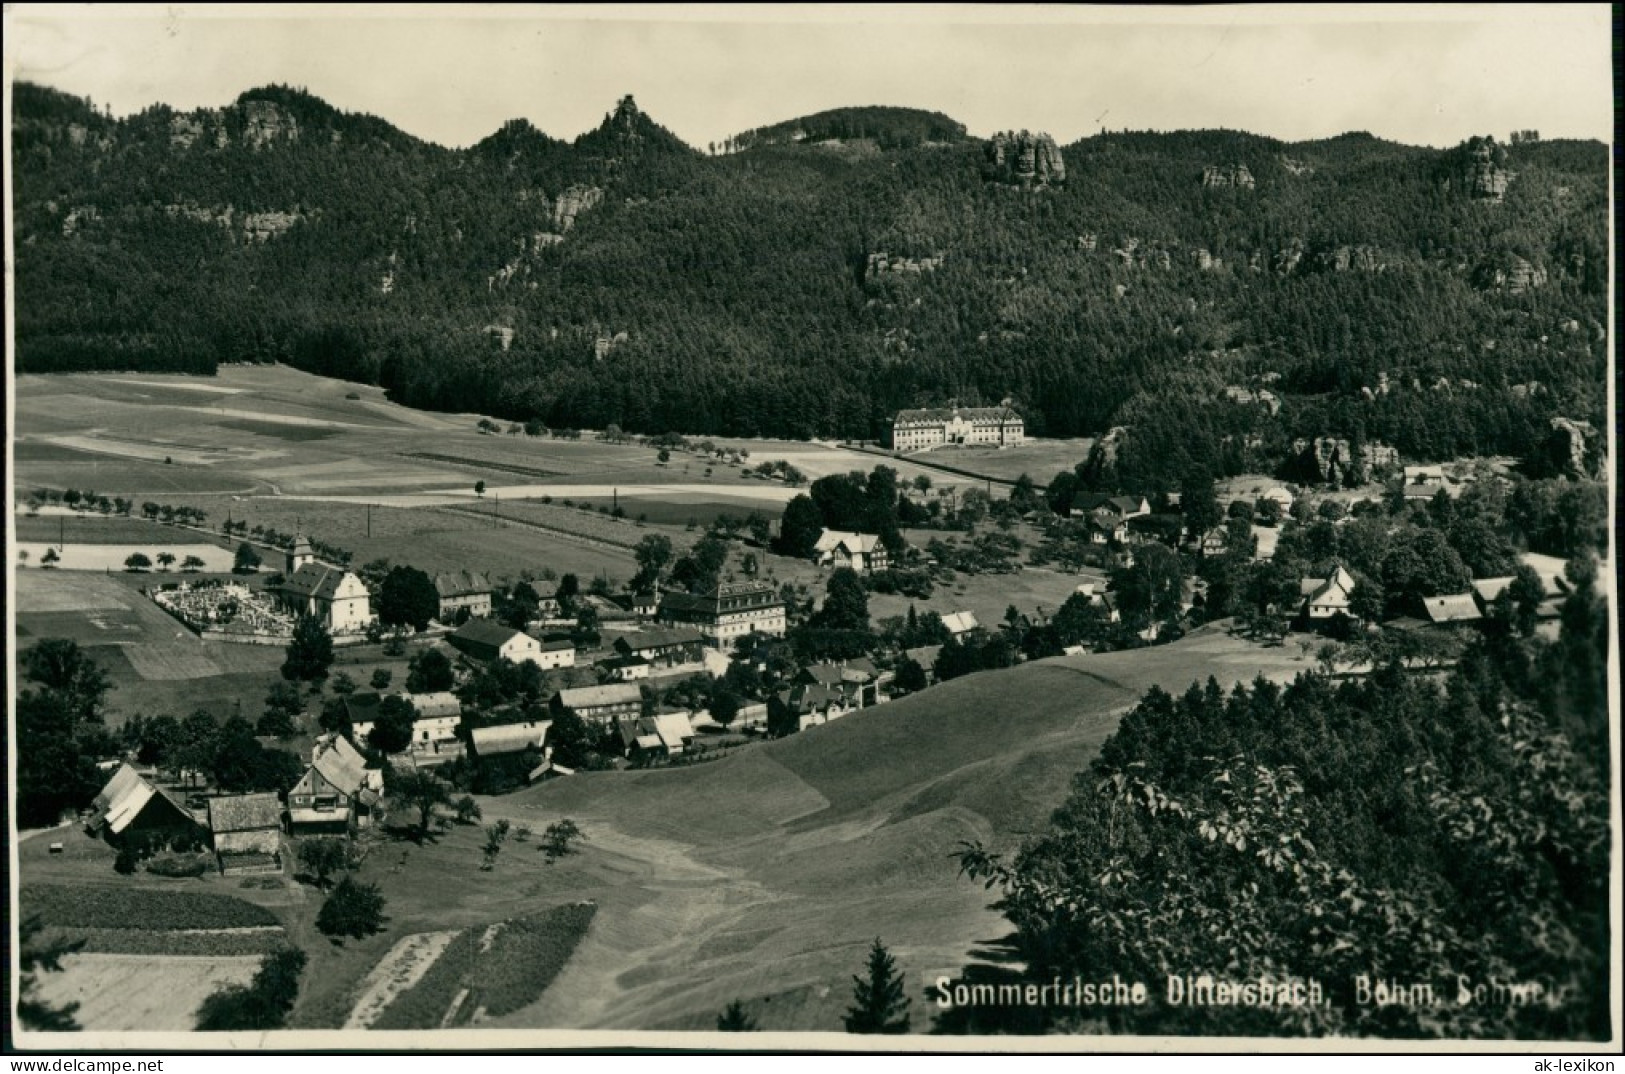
[4,4,1613,150]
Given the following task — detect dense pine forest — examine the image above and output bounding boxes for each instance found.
[12,82,1608,487]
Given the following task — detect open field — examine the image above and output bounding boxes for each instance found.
[907,438,1095,484]
[16,543,237,572]
[13,570,287,723]
[13,514,220,544]
[30,954,264,1032]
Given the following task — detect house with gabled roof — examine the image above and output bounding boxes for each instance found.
[551,682,644,726]
[433,570,494,621]
[1300,566,1358,622]
[813,530,890,574]
[940,610,980,638]
[85,762,203,847]
[599,653,653,681]
[470,719,551,758]
[613,627,705,667]
[1421,592,1483,627]
[206,794,284,874]
[288,734,383,835]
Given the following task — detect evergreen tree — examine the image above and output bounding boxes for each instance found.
[844,938,911,1034]
[281,614,334,683]
[717,1000,757,1032]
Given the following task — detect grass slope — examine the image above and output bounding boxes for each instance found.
[480,628,1315,1033]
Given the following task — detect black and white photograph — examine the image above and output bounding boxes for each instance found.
[4,3,1617,1053]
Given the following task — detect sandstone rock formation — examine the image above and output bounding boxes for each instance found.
[1476,254,1547,293]
[1545,417,1600,479]
[241,100,299,149]
[1453,137,1513,201]
[984,131,1065,187]
[241,211,304,243]
[1316,245,1387,273]
[551,185,604,231]
[1293,437,1398,486]
[1202,164,1255,189]
[867,252,945,278]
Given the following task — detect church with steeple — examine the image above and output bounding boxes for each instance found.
[273,533,371,633]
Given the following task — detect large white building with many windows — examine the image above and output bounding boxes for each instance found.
[891,404,1024,452]
[658,581,787,645]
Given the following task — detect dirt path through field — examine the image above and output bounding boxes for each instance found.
[475,815,781,1031]
[343,930,460,1029]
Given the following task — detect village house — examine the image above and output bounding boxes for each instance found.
[813,530,890,574]
[628,589,659,620]
[904,644,943,685]
[795,659,881,709]
[1071,494,1151,521]
[288,734,383,836]
[551,682,644,727]
[351,692,464,764]
[658,580,786,645]
[1421,592,1483,627]
[1301,565,1358,623]
[470,719,550,759]
[611,712,697,761]
[940,610,980,639]
[612,627,706,668]
[85,762,203,848]
[891,404,1025,452]
[1199,526,1230,557]
[599,653,653,681]
[769,682,859,735]
[275,561,371,633]
[206,793,283,874]
[447,619,571,668]
[433,571,494,621]
[1078,508,1127,545]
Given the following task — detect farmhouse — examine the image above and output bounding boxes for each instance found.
[206,794,283,874]
[351,692,463,762]
[904,644,943,684]
[813,530,890,574]
[85,763,203,847]
[891,404,1025,452]
[552,682,644,726]
[796,659,880,709]
[276,563,371,633]
[433,571,494,621]
[613,627,705,667]
[1199,526,1230,557]
[769,683,859,735]
[599,654,653,681]
[288,734,383,835]
[658,580,786,645]
[447,619,568,667]
[612,712,697,760]
[1301,566,1358,622]
[940,610,980,638]
[1422,592,1483,627]
[470,720,550,758]
[1072,494,1151,520]
[1079,509,1126,545]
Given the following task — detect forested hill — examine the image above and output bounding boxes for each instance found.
[12,81,1608,486]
